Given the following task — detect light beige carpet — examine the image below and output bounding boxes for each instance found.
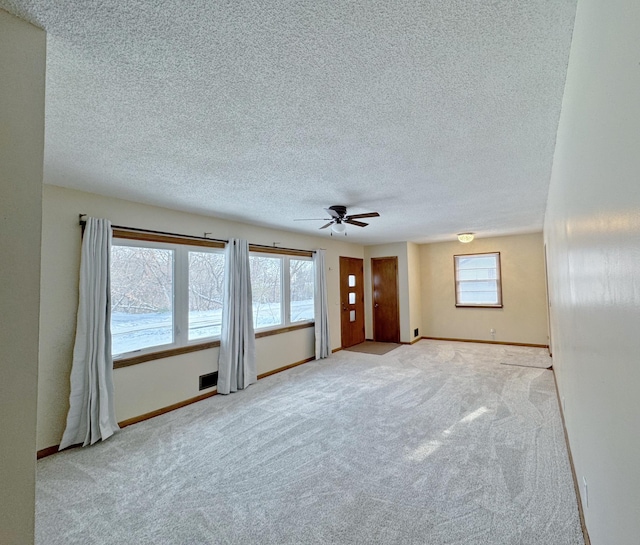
[35,340,583,545]
[344,340,401,355]
[499,346,553,369]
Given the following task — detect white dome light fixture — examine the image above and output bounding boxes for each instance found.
[457,233,474,243]
[331,221,346,234]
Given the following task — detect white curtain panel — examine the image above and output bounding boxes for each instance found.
[60,217,119,450]
[217,238,257,394]
[314,249,331,359]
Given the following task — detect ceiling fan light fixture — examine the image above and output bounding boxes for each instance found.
[457,233,474,243]
[331,221,346,234]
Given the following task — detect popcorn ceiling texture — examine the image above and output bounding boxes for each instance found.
[1,0,577,244]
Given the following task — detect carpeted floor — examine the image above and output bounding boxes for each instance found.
[344,340,401,355]
[499,345,553,369]
[36,340,584,545]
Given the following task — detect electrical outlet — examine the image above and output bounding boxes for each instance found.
[583,477,589,508]
[490,328,496,334]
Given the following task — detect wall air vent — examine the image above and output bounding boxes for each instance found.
[199,371,218,391]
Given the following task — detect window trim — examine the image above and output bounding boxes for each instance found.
[113,228,225,249]
[113,321,314,369]
[249,252,315,332]
[288,256,315,325]
[453,251,503,308]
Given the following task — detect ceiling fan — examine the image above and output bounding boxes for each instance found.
[295,205,380,234]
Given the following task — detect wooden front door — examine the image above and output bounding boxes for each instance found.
[339,256,365,348]
[372,256,400,343]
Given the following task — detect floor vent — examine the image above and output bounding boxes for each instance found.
[199,371,218,390]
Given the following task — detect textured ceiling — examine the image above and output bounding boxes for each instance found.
[2,0,577,244]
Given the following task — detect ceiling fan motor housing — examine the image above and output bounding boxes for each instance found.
[328,205,347,217]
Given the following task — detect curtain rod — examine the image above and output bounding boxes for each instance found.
[78,214,317,254]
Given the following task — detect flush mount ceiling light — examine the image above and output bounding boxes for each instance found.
[457,233,475,243]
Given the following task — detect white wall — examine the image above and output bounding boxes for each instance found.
[39,185,363,450]
[420,233,549,345]
[544,0,640,542]
[0,9,45,545]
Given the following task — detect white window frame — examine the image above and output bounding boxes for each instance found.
[288,256,315,325]
[454,251,503,308]
[249,252,314,332]
[111,238,224,360]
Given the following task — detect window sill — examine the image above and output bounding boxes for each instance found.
[113,321,314,369]
[255,321,314,338]
[455,304,503,308]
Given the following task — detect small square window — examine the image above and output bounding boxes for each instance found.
[454,252,502,308]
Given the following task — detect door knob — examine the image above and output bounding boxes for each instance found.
[375,303,379,307]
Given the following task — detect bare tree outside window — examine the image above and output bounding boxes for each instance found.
[188,251,225,340]
[250,255,282,328]
[111,245,174,355]
[110,239,315,359]
[290,259,314,322]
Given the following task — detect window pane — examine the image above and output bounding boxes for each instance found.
[290,259,314,322]
[188,251,225,340]
[348,274,356,287]
[111,245,174,356]
[458,268,497,281]
[459,280,498,292]
[250,255,282,328]
[456,255,497,270]
[457,290,499,305]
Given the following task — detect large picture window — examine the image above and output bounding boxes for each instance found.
[110,234,315,362]
[111,238,224,359]
[454,252,503,308]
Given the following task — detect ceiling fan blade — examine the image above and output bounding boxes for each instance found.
[325,207,341,219]
[345,219,368,227]
[319,222,333,229]
[346,212,380,220]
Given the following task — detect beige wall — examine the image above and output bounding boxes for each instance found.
[39,185,363,450]
[407,242,423,341]
[364,242,414,343]
[544,0,640,542]
[420,233,548,345]
[0,9,45,545]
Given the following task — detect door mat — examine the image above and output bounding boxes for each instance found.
[345,341,401,356]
